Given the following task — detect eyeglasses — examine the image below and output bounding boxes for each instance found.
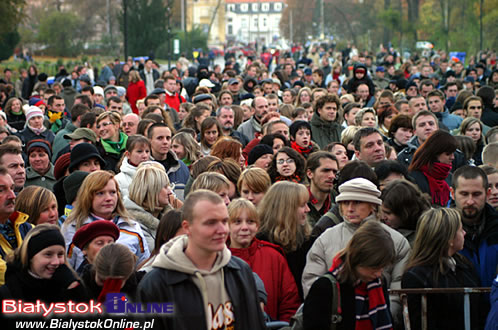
[97,121,113,129]
[277,158,295,165]
[122,122,135,127]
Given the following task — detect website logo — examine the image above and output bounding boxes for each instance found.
[104,294,174,314]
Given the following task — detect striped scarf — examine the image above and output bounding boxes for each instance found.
[330,256,393,330]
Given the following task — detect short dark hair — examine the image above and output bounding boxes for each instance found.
[144,94,160,106]
[336,160,379,187]
[70,103,90,122]
[80,112,97,129]
[106,96,122,107]
[289,120,311,139]
[47,95,63,106]
[0,144,21,163]
[374,160,408,182]
[452,165,488,190]
[147,122,169,138]
[81,86,94,95]
[74,94,93,109]
[388,114,412,138]
[353,127,381,152]
[306,151,338,173]
[314,93,340,114]
[427,89,445,100]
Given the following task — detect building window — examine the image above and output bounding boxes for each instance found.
[227,4,234,12]
[262,3,269,12]
[253,17,258,28]
[228,17,233,22]
[241,17,248,28]
[241,4,248,12]
[263,17,267,28]
[274,3,282,11]
[228,25,233,35]
[252,3,258,12]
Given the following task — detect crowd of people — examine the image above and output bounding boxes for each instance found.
[0,43,497,329]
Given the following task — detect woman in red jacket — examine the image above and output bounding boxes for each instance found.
[126,70,147,115]
[227,198,301,322]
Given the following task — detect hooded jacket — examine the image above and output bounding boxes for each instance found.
[301,214,411,325]
[137,235,266,330]
[310,112,343,149]
[114,156,137,197]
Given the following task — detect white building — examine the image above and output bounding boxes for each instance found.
[225,0,284,45]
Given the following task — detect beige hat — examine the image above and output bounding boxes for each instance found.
[336,178,382,205]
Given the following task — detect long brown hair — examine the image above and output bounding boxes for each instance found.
[409,130,457,172]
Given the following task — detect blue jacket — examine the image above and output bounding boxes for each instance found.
[460,204,498,287]
[485,275,498,330]
[437,108,463,130]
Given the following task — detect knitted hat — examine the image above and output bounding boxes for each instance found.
[72,219,120,250]
[63,170,90,204]
[28,229,65,260]
[25,106,44,122]
[28,97,42,106]
[69,143,106,172]
[336,178,382,205]
[116,86,126,97]
[94,86,104,96]
[103,85,117,95]
[248,144,274,166]
[64,128,97,143]
[54,152,71,180]
[26,139,52,159]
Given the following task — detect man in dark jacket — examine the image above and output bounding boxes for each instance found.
[137,190,266,330]
[310,93,343,148]
[451,166,498,287]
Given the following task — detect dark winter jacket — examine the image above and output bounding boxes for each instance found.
[310,112,343,149]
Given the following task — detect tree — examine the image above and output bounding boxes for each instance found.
[0,0,25,61]
[37,11,84,57]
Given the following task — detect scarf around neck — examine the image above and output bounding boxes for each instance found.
[275,173,301,183]
[420,162,451,206]
[329,256,393,330]
[291,140,313,156]
[27,122,46,135]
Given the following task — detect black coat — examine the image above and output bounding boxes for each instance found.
[136,256,266,330]
[16,127,55,150]
[401,255,488,330]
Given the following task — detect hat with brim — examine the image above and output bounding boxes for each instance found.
[103,85,118,95]
[199,79,215,88]
[193,94,212,104]
[64,128,97,144]
[68,143,106,172]
[336,178,382,205]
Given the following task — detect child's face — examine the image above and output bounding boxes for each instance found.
[294,128,311,148]
[295,113,308,122]
[355,71,365,79]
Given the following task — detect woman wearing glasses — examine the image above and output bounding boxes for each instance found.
[267,146,306,184]
[96,111,128,173]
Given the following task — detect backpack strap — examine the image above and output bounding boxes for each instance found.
[322,273,342,329]
[324,209,341,226]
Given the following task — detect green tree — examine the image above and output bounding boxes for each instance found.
[0,0,25,61]
[37,11,84,56]
[122,0,168,56]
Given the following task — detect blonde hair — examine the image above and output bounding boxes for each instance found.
[191,172,230,193]
[15,186,57,225]
[258,181,310,252]
[237,167,271,194]
[171,132,202,163]
[355,107,377,126]
[129,164,170,214]
[64,171,130,230]
[341,125,361,146]
[228,198,260,226]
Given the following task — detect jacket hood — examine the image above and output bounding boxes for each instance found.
[354,63,368,72]
[119,157,137,177]
[152,235,231,275]
[123,197,159,231]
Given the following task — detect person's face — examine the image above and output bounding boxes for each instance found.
[272,138,284,153]
[300,91,311,104]
[83,235,115,265]
[37,200,58,225]
[318,102,338,122]
[253,98,269,121]
[158,184,173,207]
[171,140,186,159]
[276,152,296,177]
[308,158,338,193]
[77,157,101,172]
[108,100,123,113]
[270,123,289,141]
[150,127,172,157]
[448,222,466,256]
[454,62,464,73]
[228,82,240,93]
[128,144,150,165]
[29,148,50,174]
[0,174,16,219]
[178,106,189,121]
[446,85,458,98]
[305,106,314,121]
[410,97,428,113]
[218,108,234,130]
[283,91,293,104]
[28,115,44,129]
[51,98,65,113]
[452,177,489,222]
[295,113,308,122]
[331,144,348,169]
[183,200,229,256]
[252,153,272,171]
[297,199,310,225]
[11,99,21,112]
[464,122,481,143]
[406,86,418,97]
[356,266,384,283]
[294,128,311,148]
[122,115,139,135]
[357,85,369,101]
[340,201,375,224]
[486,173,498,209]
[420,85,433,98]
[165,79,176,93]
[394,127,413,145]
[195,110,210,130]
[94,94,104,105]
[267,98,278,113]
[97,118,119,141]
[30,245,65,279]
[145,60,153,70]
[355,133,385,166]
[203,125,219,146]
[1,154,25,190]
[229,209,259,249]
[467,100,483,119]
[379,98,392,108]
[345,107,360,126]
[414,115,438,143]
[361,113,376,128]
[263,83,273,95]
[220,94,233,106]
[253,88,263,97]
[240,183,265,206]
[146,98,161,107]
[428,96,444,113]
[355,71,365,79]
[91,180,118,219]
[437,151,455,165]
[328,82,340,95]
[452,109,466,119]
[105,89,118,100]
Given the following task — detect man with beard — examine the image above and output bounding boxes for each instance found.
[237,97,269,141]
[216,106,249,146]
[0,166,32,285]
[451,165,498,287]
[305,152,339,226]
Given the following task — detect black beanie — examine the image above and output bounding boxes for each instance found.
[248,144,274,165]
[28,229,65,260]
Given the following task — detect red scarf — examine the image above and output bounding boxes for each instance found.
[329,256,393,330]
[291,141,313,156]
[420,162,452,207]
[275,173,302,183]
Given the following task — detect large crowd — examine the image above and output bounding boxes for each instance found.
[0,43,497,329]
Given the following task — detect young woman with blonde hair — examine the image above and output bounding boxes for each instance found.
[62,170,149,270]
[15,186,58,225]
